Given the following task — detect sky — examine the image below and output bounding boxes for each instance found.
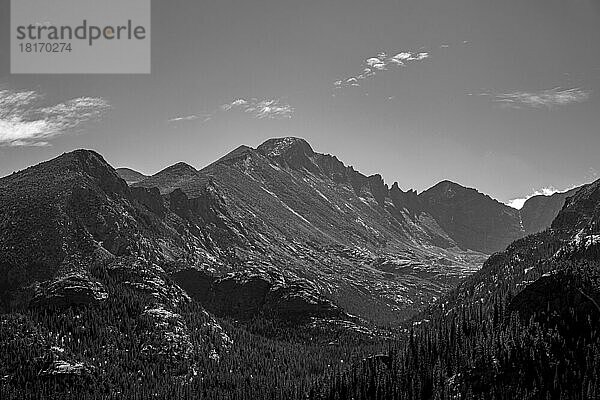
[1,0,599,207]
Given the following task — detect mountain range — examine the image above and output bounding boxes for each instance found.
[123,138,574,254]
[0,137,578,325]
[0,137,593,399]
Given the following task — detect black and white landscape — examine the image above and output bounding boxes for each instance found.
[1,138,599,399]
[1,0,600,398]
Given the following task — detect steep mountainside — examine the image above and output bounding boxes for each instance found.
[0,149,393,400]
[467,177,600,358]
[0,149,343,328]
[135,137,486,322]
[425,180,598,325]
[418,181,578,254]
[419,180,525,254]
[520,187,580,235]
[115,167,147,185]
[0,150,226,281]
[130,137,573,322]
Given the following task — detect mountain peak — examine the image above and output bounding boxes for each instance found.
[133,161,201,195]
[419,179,523,253]
[254,137,321,174]
[53,149,127,194]
[422,180,471,200]
[423,180,506,205]
[431,179,464,190]
[0,148,128,199]
[163,162,197,174]
[59,149,112,171]
[256,137,314,158]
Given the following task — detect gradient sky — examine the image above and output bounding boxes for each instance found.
[1,0,599,206]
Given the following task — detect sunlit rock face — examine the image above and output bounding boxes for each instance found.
[30,272,108,308]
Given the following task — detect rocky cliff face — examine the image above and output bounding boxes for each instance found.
[173,268,346,322]
[0,253,234,395]
[552,181,600,234]
[390,183,421,215]
[520,188,580,235]
[29,272,108,308]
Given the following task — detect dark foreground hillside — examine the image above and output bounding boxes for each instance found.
[0,256,384,400]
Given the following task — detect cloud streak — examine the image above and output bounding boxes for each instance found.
[0,89,110,147]
[334,50,430,90]
[487,87,591,109]
[168,97,294,124]
[221,98,293,119]
[168,115,201,122]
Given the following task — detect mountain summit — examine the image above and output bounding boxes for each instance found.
[256,137,315,158]
[419,180,524,253]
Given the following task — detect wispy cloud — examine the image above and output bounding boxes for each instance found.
[168,115,202,123]
[334,50,430,90]
[168,97,294,124]
[484,87,591,109]
[221,98,294,119]
[0,89,109,147]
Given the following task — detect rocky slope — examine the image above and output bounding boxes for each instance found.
[135,137,486,322]
[0,148,372,398]
[0,149,348,328]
